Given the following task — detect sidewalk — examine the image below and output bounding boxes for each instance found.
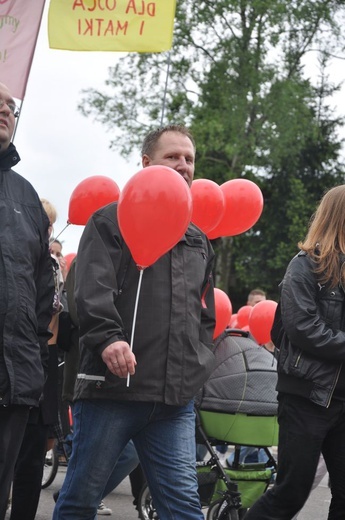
[18,462,332,520]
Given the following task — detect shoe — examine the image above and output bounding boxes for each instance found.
[97,501,112,515]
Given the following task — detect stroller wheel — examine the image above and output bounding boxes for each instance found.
[207,498,239,520]
[138,484,159,520]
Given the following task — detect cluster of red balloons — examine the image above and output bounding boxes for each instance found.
[67,169,263,271]
[67,173,264,241]
[230,300,278,345]
[202,286,278,345]
[65,170,273,348]
[191,178,264,238]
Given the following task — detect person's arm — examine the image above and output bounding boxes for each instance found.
[199,241,216,348]
[75,209,127,352]
[75,206,136,377]
[35,217,55,369]
[281,256,345,361]
[65,258,78,328]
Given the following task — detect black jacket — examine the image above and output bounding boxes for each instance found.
[276,251,345,407]
[0,143,55,406]
[74,202,216,406]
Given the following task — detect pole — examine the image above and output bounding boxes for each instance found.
[11,0,47,141]
[160,52,172,126]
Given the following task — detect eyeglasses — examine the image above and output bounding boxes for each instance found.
[0,99,20,118]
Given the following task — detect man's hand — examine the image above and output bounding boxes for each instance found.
[101,341,137,378]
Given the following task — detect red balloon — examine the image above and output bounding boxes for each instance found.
[68,176,120,225]
[191,179,224,234]
[63,253,77,273]
[249,300,278,345]
[208,179,264,239]
[118,166,192,269]
[229,313,238,328]
[213,288,232,339]
[236,305,252,328]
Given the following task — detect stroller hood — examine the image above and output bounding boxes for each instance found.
[196,329,278,416]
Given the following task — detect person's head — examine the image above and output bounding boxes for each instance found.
[0,82,19,152]
[299,184,345,287]
[247,288,266,307]
[40,198,57,238]
[50,238,68,280]
[141,125,196,187]
[50,239,63,259]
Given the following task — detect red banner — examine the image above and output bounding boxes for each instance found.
[0,0,46,99]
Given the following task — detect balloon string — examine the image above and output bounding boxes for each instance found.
[127,268,144,387]
[53,222,71,242]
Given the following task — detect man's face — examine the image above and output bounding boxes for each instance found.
[0,83,16,152]
[142,131,195,187]
[248,294,266,306]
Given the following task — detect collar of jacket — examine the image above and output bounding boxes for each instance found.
[0,142,21,170]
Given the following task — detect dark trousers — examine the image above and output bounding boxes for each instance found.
[10,418,49,520]
[129,463,146,507]
[0,406,30,520]
[244,393,345,520]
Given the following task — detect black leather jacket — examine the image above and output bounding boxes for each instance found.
[276,251,345,407]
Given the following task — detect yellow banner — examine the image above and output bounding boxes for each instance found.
[48,0,176,52]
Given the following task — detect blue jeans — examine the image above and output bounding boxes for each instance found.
[53,399,203,520]
[102,439,139,498]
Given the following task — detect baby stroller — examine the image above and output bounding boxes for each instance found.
[138,329,279,520]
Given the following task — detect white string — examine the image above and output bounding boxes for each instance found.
[127,268,144,387]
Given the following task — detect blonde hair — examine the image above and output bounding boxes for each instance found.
[40,198,57,225]
[298,185,345,287]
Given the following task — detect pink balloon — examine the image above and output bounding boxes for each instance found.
[208,179,264,239]
[249,300,278,345]
[118,166,193,269]
[191,179,224,234]
[213,288,232,339]
[236,305,253,328]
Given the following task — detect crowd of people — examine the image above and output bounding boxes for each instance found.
[1,78,345,520]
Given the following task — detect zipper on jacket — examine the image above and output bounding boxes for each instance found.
[326,364,342,408]
[294,352,302,368]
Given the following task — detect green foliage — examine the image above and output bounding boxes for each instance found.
[78,0,345,300]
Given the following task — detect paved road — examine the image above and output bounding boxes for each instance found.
[6,464,332,520]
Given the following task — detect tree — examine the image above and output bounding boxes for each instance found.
[79,0,345,306]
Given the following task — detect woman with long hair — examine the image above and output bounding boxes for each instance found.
[245,185,345,520]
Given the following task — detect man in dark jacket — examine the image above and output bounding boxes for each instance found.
[53,125,216,520]
[0,82,54,519]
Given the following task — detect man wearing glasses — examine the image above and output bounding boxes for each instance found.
[0,82,54,519]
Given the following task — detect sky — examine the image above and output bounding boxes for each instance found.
[9,3,345,257]
[13,3,139,256]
